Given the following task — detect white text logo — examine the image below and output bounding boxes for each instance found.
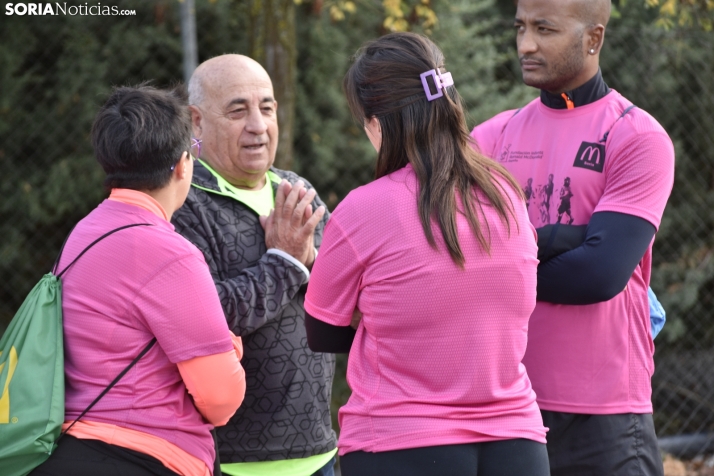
[5,3,136,16]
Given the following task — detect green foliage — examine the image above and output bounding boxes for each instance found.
[292,0,381,207]
[0,0,185,330]
[637,0,714,31]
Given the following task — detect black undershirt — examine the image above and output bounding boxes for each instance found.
[540,69,610,109]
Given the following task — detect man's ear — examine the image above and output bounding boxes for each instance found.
[587,24,605,55]
[189,105,202,138]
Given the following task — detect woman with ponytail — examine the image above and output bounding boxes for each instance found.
[304,32,549,476]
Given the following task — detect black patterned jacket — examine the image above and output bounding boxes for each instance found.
[172,161,336,463]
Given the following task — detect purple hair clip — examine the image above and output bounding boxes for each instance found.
[420,69,454,101]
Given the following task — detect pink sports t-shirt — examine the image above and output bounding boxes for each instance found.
[471,90,675,414]
[305,164,546,455]
[58,200,234,471]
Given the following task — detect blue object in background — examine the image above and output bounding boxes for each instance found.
[648,287,666,339]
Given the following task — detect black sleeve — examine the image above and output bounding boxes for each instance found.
[536,224,587,262]
[537,211,656,305]
[305,312,356,353]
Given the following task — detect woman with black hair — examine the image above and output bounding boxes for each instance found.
[304,33,549,476]
[30,85,245,476]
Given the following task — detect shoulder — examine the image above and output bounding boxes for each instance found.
[144,221,205,263]
[470,101,538,156]
[172,186,217,228]
[333,167,414,220]
[77,205,203,265]
[190,160,219,190]
[471,109,519,141]
[606,91,670,139]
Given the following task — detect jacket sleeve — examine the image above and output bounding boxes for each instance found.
[536,211,655,304]
[172,185,330,337]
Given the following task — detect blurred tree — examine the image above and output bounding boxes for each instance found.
[247,0,298,170]
[633,0,714,30]
[0,0,184,329]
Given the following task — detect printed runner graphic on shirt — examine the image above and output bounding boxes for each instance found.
[524,178,533,210]
[494,141,586,226]
[556,177,574,224]
[538,174,555,225]
[522,174,576,226]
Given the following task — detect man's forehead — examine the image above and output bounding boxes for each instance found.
[224,95,276,108]
[207,78,275,108]
[516,0,581,22]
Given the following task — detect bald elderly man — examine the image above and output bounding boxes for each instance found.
[471,0,674,475]
[172,55,337,476]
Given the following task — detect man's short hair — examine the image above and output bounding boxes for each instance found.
[92,85,191,191]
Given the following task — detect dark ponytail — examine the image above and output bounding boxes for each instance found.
[344,32,523,266]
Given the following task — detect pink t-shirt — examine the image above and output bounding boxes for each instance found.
[58,200,234,471]
[471,90,675,414]
[305,164,546,455]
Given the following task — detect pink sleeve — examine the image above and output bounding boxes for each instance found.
[470,109,519,159]
[176,341,246,426]
[305,215,364,327]
[594,127,675,230]
[132,253,234,363]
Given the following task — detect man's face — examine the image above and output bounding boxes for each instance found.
[193,69,278,190]
[514,0,588,93]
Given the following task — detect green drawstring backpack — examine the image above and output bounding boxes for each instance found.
[0,223,153,476]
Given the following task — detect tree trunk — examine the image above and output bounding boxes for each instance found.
[248,0,296,171]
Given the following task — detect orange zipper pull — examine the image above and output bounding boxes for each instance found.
[561,93,575,110]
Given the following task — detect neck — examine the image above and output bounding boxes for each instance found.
[143,188,179,220]
[230,175,267,191]
[540,69,610,109]
[199,158,269,191]
[109,189,170,221]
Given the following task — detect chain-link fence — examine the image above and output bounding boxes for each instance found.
[1,0,713,463]
[599,29,714,455]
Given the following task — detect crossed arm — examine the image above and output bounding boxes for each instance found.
[536,211,655,304]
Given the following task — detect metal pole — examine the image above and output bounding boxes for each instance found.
[180,0,198,84]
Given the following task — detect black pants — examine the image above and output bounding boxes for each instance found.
[339,439,549,476]
[542,410,665,476]
[28,434,180,476]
